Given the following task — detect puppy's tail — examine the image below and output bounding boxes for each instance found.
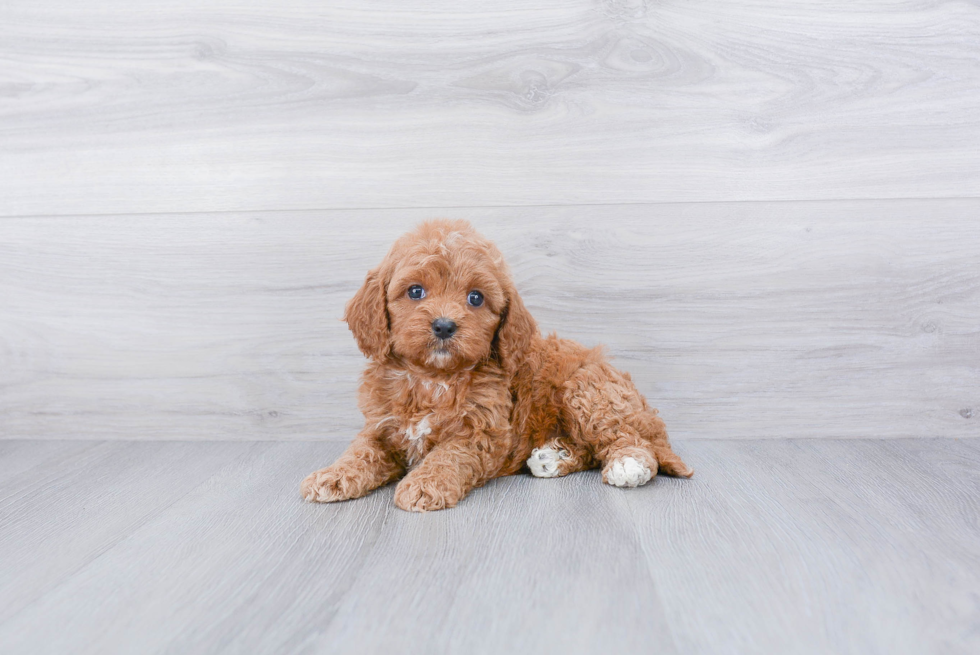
[655,445,694,478]
[640,409,694,478]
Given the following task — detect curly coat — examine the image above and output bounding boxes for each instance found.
[301,219,692,512]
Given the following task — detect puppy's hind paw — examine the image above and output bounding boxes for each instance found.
[527,446,570,478]
[603,456,653,488]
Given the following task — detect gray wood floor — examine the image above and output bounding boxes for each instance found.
[1,438,978,654]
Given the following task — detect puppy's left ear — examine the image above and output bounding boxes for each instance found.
[344,264,391,361]
[493,281,538,376]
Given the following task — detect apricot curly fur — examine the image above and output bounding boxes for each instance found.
[301,219,693,512]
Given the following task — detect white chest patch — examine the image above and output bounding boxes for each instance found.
[404,415,433,466]
[405,415,432,442]
[604,456,653,488]
[415,375,452,399]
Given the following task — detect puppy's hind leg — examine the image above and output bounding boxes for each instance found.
[598,412,693,486]
[562,361,692,488]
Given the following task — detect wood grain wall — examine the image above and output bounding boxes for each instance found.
[2,201,977,440]
[1,0,978,215]
[1,1,977,441]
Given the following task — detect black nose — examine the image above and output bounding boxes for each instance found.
[431,317,458,340]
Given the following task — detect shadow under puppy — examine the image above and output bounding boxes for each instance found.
[301,219,693,512]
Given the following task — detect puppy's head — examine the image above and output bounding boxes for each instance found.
[344,219,536,374]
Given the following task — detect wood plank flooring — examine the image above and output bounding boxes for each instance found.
[2,0,979,215]
[0,438,977,654]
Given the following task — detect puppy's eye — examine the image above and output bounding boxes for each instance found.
[467,290,484,307]
[407,285,426,300]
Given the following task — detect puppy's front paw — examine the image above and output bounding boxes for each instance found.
[394,475,461,512]
[301,467,356,503]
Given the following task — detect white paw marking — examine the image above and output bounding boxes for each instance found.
[528,446,569,478]
[605,456,653,488]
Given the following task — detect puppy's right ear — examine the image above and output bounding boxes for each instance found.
[343,265,391,361]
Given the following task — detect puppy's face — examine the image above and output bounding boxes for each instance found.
[385,233,506,371]
[345,219,536,375]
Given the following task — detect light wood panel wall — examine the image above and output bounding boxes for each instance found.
[2,200,977,441]
[1,0,978,215]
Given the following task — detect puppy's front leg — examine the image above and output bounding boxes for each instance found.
[394,438,492,512]
[301,431,403,503]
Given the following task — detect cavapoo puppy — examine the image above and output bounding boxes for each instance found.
[301,219,692,512]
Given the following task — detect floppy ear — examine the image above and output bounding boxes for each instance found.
[343,265,391,361]
[493,280,537,376]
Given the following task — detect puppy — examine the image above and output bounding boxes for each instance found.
[301,220,692,512]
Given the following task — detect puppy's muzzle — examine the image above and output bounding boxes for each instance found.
[431,317,458,341]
